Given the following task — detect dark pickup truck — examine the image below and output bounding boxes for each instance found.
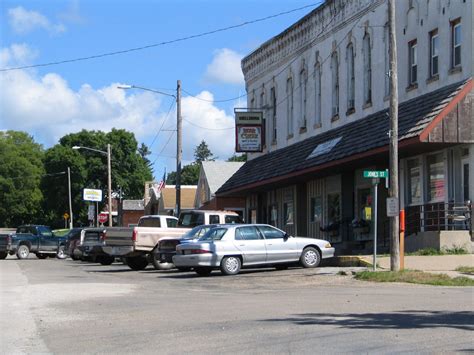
[0,225,68,260]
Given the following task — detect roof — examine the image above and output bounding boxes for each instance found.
[162,185,197,209]
[201,161,245,195]
[122,200,145,211]
[217,79,471,195]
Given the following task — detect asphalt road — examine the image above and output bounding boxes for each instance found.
[1,256,473,354]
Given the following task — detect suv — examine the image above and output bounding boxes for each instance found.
[178,210,243,227]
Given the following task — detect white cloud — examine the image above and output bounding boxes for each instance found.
[0,43,38,67]
[8,6,65,35]
[203,48,244,85]
[0,44,237,174]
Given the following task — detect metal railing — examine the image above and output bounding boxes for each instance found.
[405,201,472,235]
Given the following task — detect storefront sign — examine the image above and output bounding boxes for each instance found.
[83,188,103,202]
[235,111,263,125]
[236,126,263,152]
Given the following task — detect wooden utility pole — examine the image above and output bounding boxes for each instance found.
[67,167,73,229]
[107,143,113,227]
[176,80,182,217]
[388,0,400,271]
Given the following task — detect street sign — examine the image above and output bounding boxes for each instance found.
[386,197,399,217]
[98,213,108,224]
[364,170,388,178]
[63,212,69,220]
[83,188,102,202]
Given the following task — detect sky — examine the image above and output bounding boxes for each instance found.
[0,0,323,179]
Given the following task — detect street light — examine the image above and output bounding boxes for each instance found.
[72,144,113,227]
[118,81,182,217]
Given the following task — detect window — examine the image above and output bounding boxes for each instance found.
[201,228,228,241]
[407,159,421,205]
[327,193,340,226]
[250,93,255,109]
[209,215,220,224]
[408,39,417,85]
[427,154,445,201]
[270,87,277,143]
[260,87,266,145]
[224,215,243,224]
[286,77,294,136]
[451,19,461,68]
[429,29,439,77]
[384,24,390,96]
[346,43,355,110]
[310,196,322,223]
[258,225,285,239]
[283,201,294,225]
[363,34,372,104]
[314,62,321,126]
[235,226,261,241]
[331,52,339,117]
[269,205,278,226]
[166,218,178,228]
[299,68,307,129]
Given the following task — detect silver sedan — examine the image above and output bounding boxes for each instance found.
[172,224,335,276]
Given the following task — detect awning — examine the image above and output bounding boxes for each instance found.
[217,79,472,196]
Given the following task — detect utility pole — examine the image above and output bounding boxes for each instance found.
[176,80,182,217]
[68,167,73,229]
[107,143,113,227]
[388,0,400,271]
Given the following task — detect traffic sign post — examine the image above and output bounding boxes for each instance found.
[98,213,108,225]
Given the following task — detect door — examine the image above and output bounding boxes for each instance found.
[258,225,298,262]
[38,226,56,251]
[233,226,267,265]
[461,158,470,202]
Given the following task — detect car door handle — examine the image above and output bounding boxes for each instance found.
[239,244,246,247]
[267,243,273,246]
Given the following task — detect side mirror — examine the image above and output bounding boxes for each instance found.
[283,233,289,241]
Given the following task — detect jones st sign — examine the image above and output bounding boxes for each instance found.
[363,170,388,179]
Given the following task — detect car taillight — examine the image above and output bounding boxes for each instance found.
[132,228,137,242]
[189,249,212,254]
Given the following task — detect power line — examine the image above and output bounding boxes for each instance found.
[152,131,176,165]
[148,98,176,150]
[182,89,248,103]
[183,117,234,130]
[0,2,325,72]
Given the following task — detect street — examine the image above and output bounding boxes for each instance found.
[1,258,473,354]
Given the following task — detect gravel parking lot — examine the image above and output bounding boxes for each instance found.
[1,257,473,354]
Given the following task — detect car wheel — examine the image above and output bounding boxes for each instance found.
[150,254,173,270]
[56,245,67,259]
[70,250,79,260]
[300,247,321,268]
[16,245,30,259]
[195,267,212,276]
[0,252,7,260]
[220,256,241,275]
[125,256,149,271]
[36,253,48,259]
[98,255,115,266]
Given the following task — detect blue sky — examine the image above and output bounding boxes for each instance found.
[0,0,323,179]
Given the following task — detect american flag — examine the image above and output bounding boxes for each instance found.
[158,169,166,192]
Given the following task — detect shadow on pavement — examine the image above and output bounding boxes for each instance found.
[260,310,474,331]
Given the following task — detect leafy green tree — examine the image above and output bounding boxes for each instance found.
[43,129,153,226]
[0,131,44,227]
[194,140,215,163]
[227,153,247,162]
[166,163,200,185]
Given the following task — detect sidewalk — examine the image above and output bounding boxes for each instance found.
[359,254,474,278]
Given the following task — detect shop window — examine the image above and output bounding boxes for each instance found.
[353,188,372,241]
[407,159,422,205]
[269,205,278,226]
[310,197,322,223]
[283,201,294,225]
[327,193,340,228]
[427,154,445,202]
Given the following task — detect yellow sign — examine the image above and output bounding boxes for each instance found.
[63,213,69,220]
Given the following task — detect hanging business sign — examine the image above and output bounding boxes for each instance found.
[83,188,103,202]
[236,126,263,152]
[235,110,263,153]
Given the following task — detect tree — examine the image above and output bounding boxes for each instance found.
[227,153,247,162]
[166,164,200,185]
[0,131,44,227]
[194,140,215,164]
[138,143,153,171]
[43,129,153,227]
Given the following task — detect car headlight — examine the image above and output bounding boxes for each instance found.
[325,243,332,248]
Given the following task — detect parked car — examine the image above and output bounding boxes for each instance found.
[151,224,219,270]
[78,227,115,265]
[0,225,68,260]
[172,224,335,276]
[177,210,242,227]
[61,228,84,260]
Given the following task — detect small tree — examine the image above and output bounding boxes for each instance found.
[194,140,215,164]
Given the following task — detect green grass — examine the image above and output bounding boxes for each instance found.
[455,266,474,275]
[355,270,474,286]
[402,246,469,256]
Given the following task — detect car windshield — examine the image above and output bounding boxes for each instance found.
[199,228,228,241]
[182,225,216,240]
[178,212,204,227]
